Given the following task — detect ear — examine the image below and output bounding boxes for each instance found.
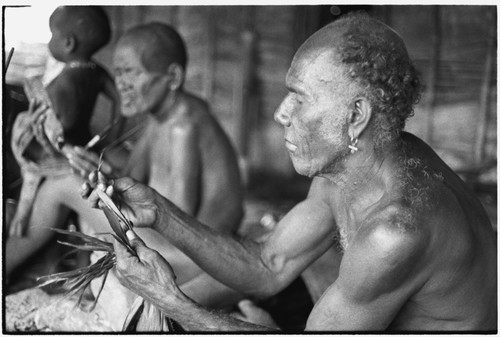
[166,63,185,91]
[64,35,77,53]
[348,98,372,140]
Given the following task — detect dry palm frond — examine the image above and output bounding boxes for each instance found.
[37,193,183,331]
[36,228,116,310]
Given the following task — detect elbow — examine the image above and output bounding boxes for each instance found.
[245,254,289,299]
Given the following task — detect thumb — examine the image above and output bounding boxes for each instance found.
[126,229,145,248]
[112,177,136,193]
[238,299,258,314]
[125,229,151,258]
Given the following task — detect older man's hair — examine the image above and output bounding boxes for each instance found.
[118,22,188,74]
[52,6,111,57]
[330,11,422,150]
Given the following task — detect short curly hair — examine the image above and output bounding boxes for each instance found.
[330,12,422,150]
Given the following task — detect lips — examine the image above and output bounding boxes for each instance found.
[285,140,298,152]
[120,93,136,106]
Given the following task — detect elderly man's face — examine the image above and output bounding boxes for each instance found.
[113,43,170,117]
[274,49,352,177]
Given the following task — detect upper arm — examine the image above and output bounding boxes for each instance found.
[258,178,337,293]
[306,222,427,330]
[47,76,78,128]
[164,121,200,215]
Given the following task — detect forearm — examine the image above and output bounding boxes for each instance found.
[160,288,276,332]
[153,196,279,297]
[180,271,245,309]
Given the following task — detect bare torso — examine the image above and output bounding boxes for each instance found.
[302,132,496,330]
[126,91,243,229]
[124,91,243,282]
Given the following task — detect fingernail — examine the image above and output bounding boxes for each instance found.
[81,183,88,190]
[97,183,106,191]
[126,230,136,241]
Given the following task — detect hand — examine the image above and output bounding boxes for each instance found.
[82,173,160,229]
[65,146,113,179]
[28,99,57,156]
[113,229,182,313]
[231,300,279,328]
[8,213,27,238]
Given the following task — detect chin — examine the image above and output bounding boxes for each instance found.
[291,159,318,178]
[121,106,147,118]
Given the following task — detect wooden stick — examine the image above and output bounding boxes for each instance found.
[5,47,15,75]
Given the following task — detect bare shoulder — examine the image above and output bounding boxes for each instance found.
[168,93,210,130]
[47,70,76,91]
[355,202,429,266]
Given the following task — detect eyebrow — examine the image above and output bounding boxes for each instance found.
[285,75,306,94]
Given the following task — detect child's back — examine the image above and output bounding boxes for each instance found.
[47,61,118,146]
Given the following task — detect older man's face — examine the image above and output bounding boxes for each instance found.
[274,49,352,177]
[113,43,170,117]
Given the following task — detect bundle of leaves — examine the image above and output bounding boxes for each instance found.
[36,188,183,332]
[36,228,115,311]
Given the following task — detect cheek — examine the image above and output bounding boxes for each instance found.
[48,38,58,57]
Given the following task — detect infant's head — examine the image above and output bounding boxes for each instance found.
[49,6,111,61]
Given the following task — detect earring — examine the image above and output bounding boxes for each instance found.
[348,136,359,153]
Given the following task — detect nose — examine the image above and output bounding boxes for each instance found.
[115,76,129,92]
[274,100,291,127]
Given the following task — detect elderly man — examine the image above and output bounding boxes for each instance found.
[85,12,497,331]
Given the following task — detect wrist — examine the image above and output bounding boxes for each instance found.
[152,193,170,233]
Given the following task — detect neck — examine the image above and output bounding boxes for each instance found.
[324,140,399,208]
[152,89,184,122]
[66,59,96,69]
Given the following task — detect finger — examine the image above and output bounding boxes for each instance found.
[88,170,98,185]
[126,229,146,248]
[238,299,257,313]
[80,182,91,199]
[106,184,114,197]
[8,222,16,237]
[86,187,101,208]
[15,223,23,237]
[32,116,45,137]
[97,171,108,185]
[113,177,136,193]
[113,237,139,271]
[28,98,36,112]
[99,161,113,176]
[34,109,47,123]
